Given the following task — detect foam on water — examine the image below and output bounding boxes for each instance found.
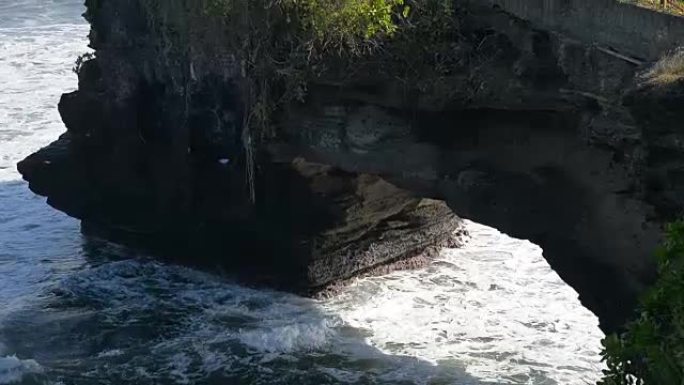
[4,239,602,384]
[0,356,43,385]
[0,10,89,182]
[0,229,609,384]
[0,0,607,383]
[12,259,347,383]
[0,0,87,329]
[0,344,40,385]
[325,221,607,384]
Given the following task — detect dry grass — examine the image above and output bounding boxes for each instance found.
[620,0,684,16]
[641,48,684,86]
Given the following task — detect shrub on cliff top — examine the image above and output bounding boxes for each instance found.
[640,48,684,87]
[139,0,455,123]
[137,0,454,202]
[599,221,684,385]
[201,0,406,50]
[152,0,455,132]
[620,0,684,16]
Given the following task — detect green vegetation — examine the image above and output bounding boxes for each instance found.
[599,222,684,384]
[199,0,413,120]
[640,49,684,86]
[136,0,455,202]
[205,0,409,48]
[620,0,684,16]
[138,0,455,121]
[72,52,95,75]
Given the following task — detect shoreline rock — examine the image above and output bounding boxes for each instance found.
[17,0,684,333]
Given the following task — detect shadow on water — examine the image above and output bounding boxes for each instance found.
[0,180,515,385]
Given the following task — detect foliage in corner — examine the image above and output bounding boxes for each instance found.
[619,0,684,16]
[640,48,684,87]
[73,52,96,75]
[599,221,684,385]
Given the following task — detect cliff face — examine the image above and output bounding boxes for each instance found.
[18,0,462,292]
[626,59,684,222]
[17,0,684,332]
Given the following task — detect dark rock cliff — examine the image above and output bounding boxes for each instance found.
[18,0,461,293]
[17,0,684,332]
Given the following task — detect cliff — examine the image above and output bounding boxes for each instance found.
[17,0,684,332]
[17,0,463,293]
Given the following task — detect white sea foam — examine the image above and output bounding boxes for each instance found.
[324,220,607,384]
[57,259,340,354]
[0,355,43,384]
[96,349,124,358]
[237,318,338,353]
[0,21,89,182]
[45,231,605,384]
[0,0,88,334]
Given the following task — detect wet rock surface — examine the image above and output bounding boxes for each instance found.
[17,0,684,332]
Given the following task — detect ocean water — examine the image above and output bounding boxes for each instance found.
[0,1,607,384]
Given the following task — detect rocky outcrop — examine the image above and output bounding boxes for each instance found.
[625,60,684,222]
[18,0,462,293]
[19,134,460,291]
[269,2,671,331]
[17,0,684,332]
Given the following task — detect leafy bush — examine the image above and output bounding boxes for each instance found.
[599,222,684,385]
[301,0,405,40]
[620,0,684,16]
[640,48,684,86]
[72,52,95,75]
[134,0,454,202]
[200,0,406,50]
